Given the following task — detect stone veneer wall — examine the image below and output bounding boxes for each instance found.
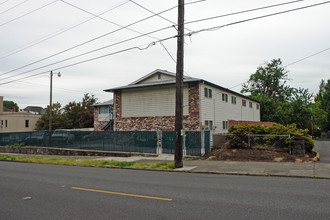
[114,83,200,131]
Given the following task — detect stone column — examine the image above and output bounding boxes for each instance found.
[292,136,305,156]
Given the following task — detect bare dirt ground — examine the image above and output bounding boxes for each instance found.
[200,146,316,162]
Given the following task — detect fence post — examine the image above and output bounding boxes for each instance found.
[182,130,186,156]
[156,130,163,155]
[201,130,205,156]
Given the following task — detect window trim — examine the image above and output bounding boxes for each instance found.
[222,93,228,102]
[231,96,237,104]
[242,99,246,107]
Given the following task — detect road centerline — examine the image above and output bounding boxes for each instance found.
[71,186,173,201]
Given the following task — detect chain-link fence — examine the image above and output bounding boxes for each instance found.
[213,133,291,150]
[0,130,211,156]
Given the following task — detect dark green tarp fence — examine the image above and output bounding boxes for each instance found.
[0,130,211,156]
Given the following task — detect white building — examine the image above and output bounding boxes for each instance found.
[105,69,260,133]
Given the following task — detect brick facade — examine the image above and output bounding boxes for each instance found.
[114,83,200,131]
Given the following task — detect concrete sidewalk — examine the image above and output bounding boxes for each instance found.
[98,154,330,179]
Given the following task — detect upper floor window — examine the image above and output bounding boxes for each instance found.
[158,73,161,79]
[222,93,228,102]
[204,88,212,98]
[242,99,246,107]
[256,104,260,110]
[249,102,253,108]
[25,120,29,128]
[231,96,237,104]
[99,106,109,114]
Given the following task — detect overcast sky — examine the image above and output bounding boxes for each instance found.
[0,0,329,109]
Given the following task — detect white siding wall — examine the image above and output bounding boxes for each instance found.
[122,85,189,117]
[139,73,175,84]
[200,84,260,133]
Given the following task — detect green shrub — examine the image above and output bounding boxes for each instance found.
[227,123,314,151]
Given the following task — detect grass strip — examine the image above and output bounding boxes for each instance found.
[0,155,175,170]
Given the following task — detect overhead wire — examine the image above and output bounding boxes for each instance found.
[0,0,29,16]
[1,0,329,86]
[229,47,330,90]
[0,0,11,6]
[0,40,165,85]
[60,0,159,40]
[0,0,59,28]
[0,2,182,78]
[184,0,304,26]
[0,0,303,79]
[0,0,130,60]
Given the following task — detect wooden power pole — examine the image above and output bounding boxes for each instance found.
[175,0,184,168]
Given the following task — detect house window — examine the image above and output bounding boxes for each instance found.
[242,99,246,107]
[222,93,228,102]
[231,96,237,104]
[158,73,161,79]
[222,121,228,130]
[25,120,29,128]
[256,104,260,110]
[205,120,213,130]
[5,120,7,128]
[204,88,212,98]
[99,106,109,114]
[1,120,3,128]
[249,102,253,108]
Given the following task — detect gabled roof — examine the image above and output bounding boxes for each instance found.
[104,70,259,103]
[129,69,191,85]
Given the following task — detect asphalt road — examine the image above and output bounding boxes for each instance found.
[1,162,329,220]
[315,141,330,163]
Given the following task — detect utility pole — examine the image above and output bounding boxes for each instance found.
[49,71,53,131]
[49,71,61,131]
[175,0,184,168]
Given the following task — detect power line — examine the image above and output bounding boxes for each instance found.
[0,0,130,60]
[285,48,330,67]
[0,0,11,6]
[0,0,59,28]
[60,0,159,40]
[184,0,303,26]
[129,0,193,32]
[184,1,330,36]
[2,0,328,85]
[0,2,180,77]
[0,25,174,81]
[229,47,330,90]
[0,0,205,78]
[0,40,164,85]
[0,0,29,16]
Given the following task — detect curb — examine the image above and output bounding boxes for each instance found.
[312,151,320,162]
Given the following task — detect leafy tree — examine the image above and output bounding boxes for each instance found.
[36,93,97,130]
[3,100,19,112]
[63,94,97,128]
[36,102,69,130]
[241,59,314,130]
[241,59,293,101]
[315,79,330,131]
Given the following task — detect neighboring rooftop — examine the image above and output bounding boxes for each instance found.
[93,99,113,107]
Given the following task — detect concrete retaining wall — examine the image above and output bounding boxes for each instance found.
[0,146,157,157]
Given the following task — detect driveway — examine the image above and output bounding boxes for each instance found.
[314,140,330,163]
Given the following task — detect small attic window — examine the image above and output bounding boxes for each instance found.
[158,73,161,79]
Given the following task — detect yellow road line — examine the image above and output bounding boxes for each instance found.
[72,187,172,201]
